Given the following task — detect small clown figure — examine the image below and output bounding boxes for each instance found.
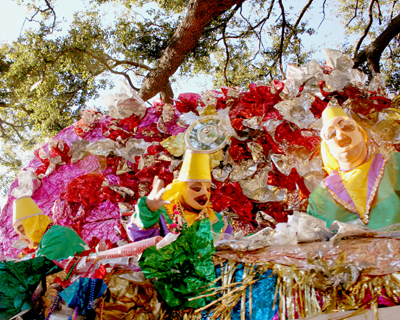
[127,150,232,242]
[13,196,87,260]
[134,149,232,309]
[307,105,400,229]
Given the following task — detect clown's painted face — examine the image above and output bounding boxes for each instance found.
[321,116,367,168]
[322,117,364,155]
[181,181,211,211]
[13,222,38,249]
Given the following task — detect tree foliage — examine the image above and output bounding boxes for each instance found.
[1,0,400,194]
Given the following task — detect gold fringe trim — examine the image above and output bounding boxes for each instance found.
[363,153,390,224]
[167,253,400,320]
[322,179,358,213]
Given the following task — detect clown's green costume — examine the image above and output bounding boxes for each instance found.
[307,105,400,229]
[308,151,400,229]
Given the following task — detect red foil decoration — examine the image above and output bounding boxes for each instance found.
[257,202,293,224]
[258,131,285,156]
[146,144,168,156]
[211,181,254,222]
[60,173,105,206]
[135,161,173,186]
[174,93,201,114]
[118,113,141,132]
[228,137,253,163]
[310,96,328,118]
[229,83,283,133]
[275,122,321,152]
[267,167,310,200]
[102,124,134,142]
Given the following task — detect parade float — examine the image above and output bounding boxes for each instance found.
[2,48,400,320]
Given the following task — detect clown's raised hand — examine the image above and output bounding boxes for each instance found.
[146,176,170,212]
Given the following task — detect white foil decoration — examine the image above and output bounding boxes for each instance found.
[117,139,153,163]
[274,94,316,129]
[200,90,218,108]
[104,79,146,120]
[85,138,152,163]
[177,111,199,127]
[239,166,287,202]
[243,116,263,130]
[229,160,257,182]
[323,48,354,71]
[81,108,103,126]
[212,165,232,182]
[69,140,90,163]
[215,224,297,251]
[11,168,41,198]
[288,211,333,242]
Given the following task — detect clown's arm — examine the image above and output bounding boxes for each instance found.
[127,177,171,242]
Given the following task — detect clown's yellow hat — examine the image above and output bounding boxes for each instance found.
[162,150,211,201]
[13,196,43,226]
[177,150,211,182]
[321,106,348,125]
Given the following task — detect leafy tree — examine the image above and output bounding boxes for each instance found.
[1,0,400,194]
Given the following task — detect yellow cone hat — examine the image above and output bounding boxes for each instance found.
[13,196,53,244]
[162,150,211,201]
[178,150,211,182]
[13,196,43,226]
[321,106,348,125]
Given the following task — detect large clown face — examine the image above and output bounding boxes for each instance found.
[13,221,39,249]
[181,181,211,211]
[322,116,367,169]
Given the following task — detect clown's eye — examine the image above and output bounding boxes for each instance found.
[18,226,26,235]
[339,121,356,132]
[326,129,336,140]
[190,187,202,192]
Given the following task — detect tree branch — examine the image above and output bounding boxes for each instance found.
[159,81,174,104]
[21,0,57,34]
[269,0,313,76]
[222,20,231,85]
[277,0,286,78]
[237,0,275,37]
[139,0,246,101]
[0,118,27,142]
[220,4,241,85]
[353,13,400,72]
[390,0,397,20]
[45,48,148,91]
[318,0,327,29]
[345,0,359,27]
[353,0,376,57]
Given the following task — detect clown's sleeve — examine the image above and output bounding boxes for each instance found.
[212,211,233,235]
[36,225,87,260]
[126,197,169,242]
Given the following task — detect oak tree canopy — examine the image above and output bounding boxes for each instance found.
[1,0,400,192]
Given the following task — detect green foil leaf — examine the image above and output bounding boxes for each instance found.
[139,218,216,309]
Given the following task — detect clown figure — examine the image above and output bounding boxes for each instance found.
[127,150,232,243]
[13,196,87,260]
[307,105,400,229]
[132,150,233,309]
